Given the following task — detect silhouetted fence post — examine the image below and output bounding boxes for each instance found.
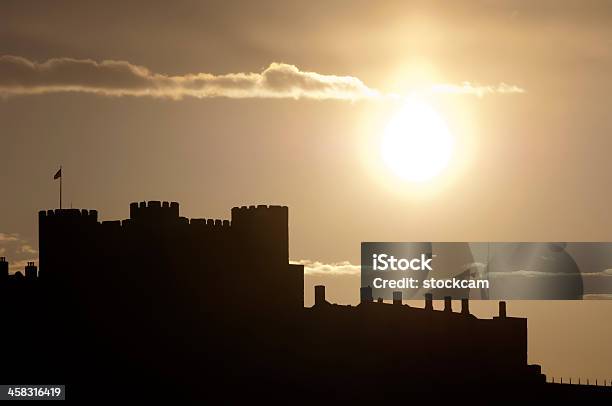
[461,298,470,315]
[498,301,507,318]
[314,285,326,306]
[444,296,452,312]
[424,293,433,311]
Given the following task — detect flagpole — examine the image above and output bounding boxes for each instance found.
[59,165,62,210]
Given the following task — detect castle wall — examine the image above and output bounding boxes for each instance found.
[38,201,302,315]
[302,298,533,387]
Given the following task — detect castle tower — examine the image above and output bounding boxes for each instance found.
[38,209,98,283]
[129,201,180,225]
[231,205,300,311]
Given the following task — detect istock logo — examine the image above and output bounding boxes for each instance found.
[372,253,433,271]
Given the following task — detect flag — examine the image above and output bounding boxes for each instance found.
[53,168,62,180]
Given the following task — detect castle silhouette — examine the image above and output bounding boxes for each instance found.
[1,201,610,400]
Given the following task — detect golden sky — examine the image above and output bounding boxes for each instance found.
[1,0,611,381]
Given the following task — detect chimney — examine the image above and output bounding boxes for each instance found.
[499,301,507,318]
[314,285,326,306]
[360,286,373,304]
[392,291,402,305]
[0,257,8,280]
[424,293,433,311]
[461,298,470,315]
[25,261,37,280]
[444,296,452,312]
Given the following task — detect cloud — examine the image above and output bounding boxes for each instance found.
[489,270,579,277]
[0,56,378,100]
[293,260,360,276]
[583,269,612,277]
[583,294,612,300]
[430,82,525,97]
[0,233,20,242]
[0,55,524,100]
[18,244,37,255]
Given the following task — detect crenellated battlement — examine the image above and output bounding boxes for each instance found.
[231,204,288,212]
[39,209,98,222]
[231,204,288,229]
[38,201,287,238]
[129,200,179,222]
[190,218,231,228]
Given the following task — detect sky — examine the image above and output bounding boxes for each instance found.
[1,0,611,381]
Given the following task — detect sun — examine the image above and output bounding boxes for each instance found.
[381,98,454,182]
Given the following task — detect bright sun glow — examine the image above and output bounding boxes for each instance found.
[381,98,454,182]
